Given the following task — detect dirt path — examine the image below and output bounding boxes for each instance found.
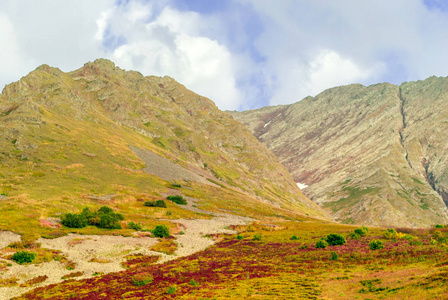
[0,211,251,300]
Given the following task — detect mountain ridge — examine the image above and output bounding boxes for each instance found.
[231,77,448,227]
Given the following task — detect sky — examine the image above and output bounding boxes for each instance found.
[1,0,448,111]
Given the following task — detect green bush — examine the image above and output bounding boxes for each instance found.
[87,217,101,226]
[166,195,187,205]
[63,206,124,230]
[167,286,176,294]
[315,239,328,249]
[435,224,444,228]
[409,240,423,246]
[348,232,361,240]
[98,214,122,229]
[12,251,36,264]
[331,251,338,260]
[153,225,170,238]
[171,183,182,188]
[369,239,383,250]
[237,235,244,240]
[131,274,153,286]
[252,233,262,241]
[81,207,96,219]
[61,213,87,228]
[98,206,114,215]
[128,222,142,231]
[354,228,367,236]
[144,200,167,208]
[326,234,347,246]
[291,235,300,240]
[189,279,199,286]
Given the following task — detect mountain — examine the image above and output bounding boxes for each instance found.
[0,59,327,240]
[230,77,448,227]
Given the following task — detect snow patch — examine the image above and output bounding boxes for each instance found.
[263,120,272,128]
[296,182,308,189]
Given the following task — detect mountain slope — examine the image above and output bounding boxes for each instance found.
[0,59,327,240]
[231,78,448,227]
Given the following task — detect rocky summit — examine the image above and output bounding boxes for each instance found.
[231,77,448,227]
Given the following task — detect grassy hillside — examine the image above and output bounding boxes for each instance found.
[0,59,326,241]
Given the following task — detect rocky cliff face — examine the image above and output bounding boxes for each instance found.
[231,78,448,227]
[0,59,326,219]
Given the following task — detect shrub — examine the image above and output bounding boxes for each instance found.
[326,234,347,246]
[347,232,361,240]
[354,228,367,236]
[87,217,101,226]
[189,279,199,286]
[438,237,448,244]
[435,224,444,228]
[383,228,405,240]
[166,195,187,205]
[331,251,338,260]
[61,213,87,228]
[432,230,442,240]
[403,234,416,241]
[128,222,142,231]
[153,225,170,238]
[171,183,182,188]
[291,235,300,240]
[80,207,96,219]
[252,234,262,241]
[315,239,328,249]
[409,240,423,246]
[369,239,383,250]
[62,206,124,230]
[98,214,122,229]
[12,251,36,264]
[131,273,153,286]
[167,286,176,294]
[144,200,167,208]
[237,235,244,240]
[97,206,114,215]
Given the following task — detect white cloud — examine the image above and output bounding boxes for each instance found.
[245,0,448,105]
[107,5,243,110]
[1,0,448,110]
[0,0,113,89]
[0,13,30,90]
[307,50,383,96]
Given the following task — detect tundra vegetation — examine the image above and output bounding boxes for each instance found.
[15,221,448,299]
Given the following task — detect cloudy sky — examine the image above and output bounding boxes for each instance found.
[1,0,448,111]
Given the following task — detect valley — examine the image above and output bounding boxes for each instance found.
[1,60,448,299]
